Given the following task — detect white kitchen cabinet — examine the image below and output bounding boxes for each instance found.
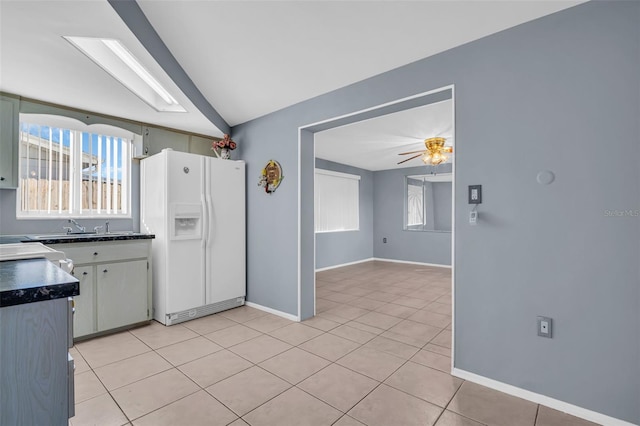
[97,259,148,330]
[71,265,94,338]
[0,95,19,188]
[50,239,152,340]
[143,126,189,156]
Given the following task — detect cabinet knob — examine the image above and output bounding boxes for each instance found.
[103,269,108,273]
[82,271,88,276]
[0,177,5,181]
[93,252,98,256]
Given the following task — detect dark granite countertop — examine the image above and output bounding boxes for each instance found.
[0,258,79,307]
[0,233,154,245]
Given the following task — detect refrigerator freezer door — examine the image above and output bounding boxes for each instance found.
[205,159,246,305]
[164,151,206,315]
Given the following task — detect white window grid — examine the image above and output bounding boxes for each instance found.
[18,116,133,218]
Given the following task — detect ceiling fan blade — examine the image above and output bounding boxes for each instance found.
[397,153,422,165]
[398,150,425,155]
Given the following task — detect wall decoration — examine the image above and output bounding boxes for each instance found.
[258,160,284,194]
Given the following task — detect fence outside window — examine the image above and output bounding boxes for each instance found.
[18,114,134,218]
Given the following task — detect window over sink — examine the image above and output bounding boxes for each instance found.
[17,114,137,218]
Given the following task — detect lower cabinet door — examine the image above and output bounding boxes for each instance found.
[97,260,148,331]
[72,265,95,338]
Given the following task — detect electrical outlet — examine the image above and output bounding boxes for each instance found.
[537,316,552,338]
[383,237,387,243]
[469,211,478,225]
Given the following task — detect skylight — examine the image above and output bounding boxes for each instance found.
[64,36,186,113]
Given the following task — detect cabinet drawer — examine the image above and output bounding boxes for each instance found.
[49,240,150,265]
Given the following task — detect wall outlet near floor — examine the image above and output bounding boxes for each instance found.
[537,316,552,338]
[383,237,387,243]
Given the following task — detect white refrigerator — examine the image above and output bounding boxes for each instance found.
[140,149,245,325]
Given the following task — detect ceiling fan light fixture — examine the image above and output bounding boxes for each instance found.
[422,152,447,166]
[421,137,449,165]
[398,136,452,166]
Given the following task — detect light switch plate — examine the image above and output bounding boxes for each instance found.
[537,316,552,338]
[468,185,482,204]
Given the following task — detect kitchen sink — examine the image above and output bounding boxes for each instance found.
[30,233,94,239]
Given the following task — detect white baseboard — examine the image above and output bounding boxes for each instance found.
[245,301,299,322]
[373,257,452,269]
[451,368,636,426]
[315,257,374,272]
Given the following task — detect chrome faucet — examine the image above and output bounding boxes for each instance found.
[68,219,86,233]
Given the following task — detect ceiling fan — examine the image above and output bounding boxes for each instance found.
[397,137,453,165]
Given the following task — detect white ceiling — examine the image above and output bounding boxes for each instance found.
[315,99,453,171]
[1,0,584,151]
[0,0,220,136]
[138,0,583,126]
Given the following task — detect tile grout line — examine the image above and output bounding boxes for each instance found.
[74,265,451,426]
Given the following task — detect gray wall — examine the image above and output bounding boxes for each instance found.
[373,164,452,265]
[233,2,640,423]
[432,181,452,232]
[315,159,373,270]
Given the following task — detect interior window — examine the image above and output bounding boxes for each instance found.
[404,173,452,232]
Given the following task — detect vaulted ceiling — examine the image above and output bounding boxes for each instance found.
[0,0,583,168]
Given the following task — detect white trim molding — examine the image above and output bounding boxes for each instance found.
[373,257,452,269]
[452,368,637,426]
[315,257,375,272]
[245,301,300,322]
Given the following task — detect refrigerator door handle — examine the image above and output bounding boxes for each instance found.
[205,192,214,249]
[201,193,208,302]
[201,194,208,250]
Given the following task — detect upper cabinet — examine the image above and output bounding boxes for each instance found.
[141,126,216,158]
[143,126,189,156]
[188,134,216,157]
[0,95,19,188]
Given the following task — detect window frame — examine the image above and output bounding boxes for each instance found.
[314,168,361,233]
[403,173,452,233]
[16,114,135,219]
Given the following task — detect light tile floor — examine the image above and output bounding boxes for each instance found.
[70,261,599,426]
